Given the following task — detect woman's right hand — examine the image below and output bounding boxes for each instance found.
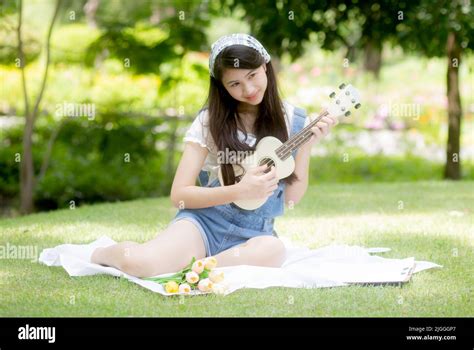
[236,164,279,200]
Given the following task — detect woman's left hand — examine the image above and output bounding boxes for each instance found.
[307,115,338,146]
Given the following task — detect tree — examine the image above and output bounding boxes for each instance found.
[224,0,472,179]
[223,0,420,78]
[398,0,473,179]
[17,0,62,214]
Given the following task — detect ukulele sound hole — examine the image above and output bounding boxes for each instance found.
[259,158,275,173]
[234,164,245,183]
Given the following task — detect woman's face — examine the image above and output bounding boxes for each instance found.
[221,64,267,106]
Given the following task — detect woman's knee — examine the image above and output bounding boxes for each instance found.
[118,246,159,278]
[249,236,286,267]
[119,255,146,278]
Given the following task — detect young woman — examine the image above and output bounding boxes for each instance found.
[91,33,337,278]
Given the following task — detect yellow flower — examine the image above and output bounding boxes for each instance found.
[164,281,179,294]
[209,270,224,283]
[192,260,205,274]
[197,278,213,292]
[178,283,191,294]
[204,257,218,270]
[185,271,199,284]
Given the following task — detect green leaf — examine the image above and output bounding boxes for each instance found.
[187,257,196,270]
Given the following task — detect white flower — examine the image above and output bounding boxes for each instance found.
[185,271,199,284]
[192,260,205,274]
[204,257,218,269]
[179,283,191,294]
[198,278,213,292]
[211,283,227,295]
[209,270,224,283]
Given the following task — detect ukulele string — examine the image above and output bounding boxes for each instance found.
[265,110,329,166]
[235,110,329,174]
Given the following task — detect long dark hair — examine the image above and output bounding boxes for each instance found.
[203,44,298,186]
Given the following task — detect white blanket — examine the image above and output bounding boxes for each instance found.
[39,236,442,296]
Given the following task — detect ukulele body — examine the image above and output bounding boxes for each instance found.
[216,83,361,211]
[217,136,295,210]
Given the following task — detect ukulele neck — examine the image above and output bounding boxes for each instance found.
[276,110,329,160]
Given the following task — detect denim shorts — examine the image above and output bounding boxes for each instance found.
[168,178,286,257]
[168,104,308,256]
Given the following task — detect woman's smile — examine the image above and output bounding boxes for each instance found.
[245,90,260,101]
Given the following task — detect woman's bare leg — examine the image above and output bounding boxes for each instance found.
[91,219,206,278]
[213,235,286,268]
[90,241,140,271]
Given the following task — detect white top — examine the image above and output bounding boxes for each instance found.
[183,100,310,184]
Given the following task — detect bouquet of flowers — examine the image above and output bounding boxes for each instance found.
[144,257,226,295]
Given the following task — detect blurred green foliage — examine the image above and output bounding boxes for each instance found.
[1,116,472,212]
[0,1,473,215]
[0,115,177,210]
[50,23,101,64]
[0,15,42,66]
[309,153,474,183]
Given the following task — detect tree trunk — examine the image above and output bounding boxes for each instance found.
[83,0,100,28]
[444,32,462,180]
[20,119,35,214]
[17,0,34,214]
[18,0,62,214]
[363,40,382,79]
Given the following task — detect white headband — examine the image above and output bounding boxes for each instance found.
[209,33,271,78]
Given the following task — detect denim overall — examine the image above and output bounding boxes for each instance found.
[168,107,307,257]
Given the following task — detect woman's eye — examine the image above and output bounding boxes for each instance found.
[249,73,256,78]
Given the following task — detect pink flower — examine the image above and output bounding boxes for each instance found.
[291,63,302,73]
[311,67,321,77]
[298,76,309,85]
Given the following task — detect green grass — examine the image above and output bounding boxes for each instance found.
[0,181,473,317]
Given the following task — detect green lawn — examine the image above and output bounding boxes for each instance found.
[0,181,472,317]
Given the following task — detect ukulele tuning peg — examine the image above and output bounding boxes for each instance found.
[344,111,351,117]
[329,92,336,98]
[339,83,346,89]
[355,103,361,109]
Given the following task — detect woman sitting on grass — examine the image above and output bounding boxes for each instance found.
[91,33,337,277]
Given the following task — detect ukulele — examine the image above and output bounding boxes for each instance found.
[218,83,361,210]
